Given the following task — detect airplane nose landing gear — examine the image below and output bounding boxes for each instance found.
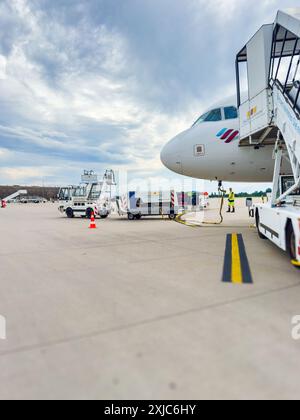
[218,180,226,194]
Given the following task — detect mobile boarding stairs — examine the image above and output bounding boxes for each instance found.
[59,170,116,219]
[236,9,300,206]
[3,190,28,202]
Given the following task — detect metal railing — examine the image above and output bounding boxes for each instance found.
[272,79,300,120]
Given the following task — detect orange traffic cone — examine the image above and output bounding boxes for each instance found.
[89,212,97,229]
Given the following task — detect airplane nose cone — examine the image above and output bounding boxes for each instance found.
[160,143,171,168]
[160,137,183,175]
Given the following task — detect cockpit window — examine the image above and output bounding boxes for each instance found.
[193,108,222,126]
[224,106,238,120]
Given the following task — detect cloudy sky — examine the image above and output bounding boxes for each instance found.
[0,0,299,191]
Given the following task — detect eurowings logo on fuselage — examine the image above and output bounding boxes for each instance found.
[216,128,239,143]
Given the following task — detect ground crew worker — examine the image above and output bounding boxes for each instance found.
[227,188,235,213]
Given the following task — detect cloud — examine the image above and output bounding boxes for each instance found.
[0,55,6,79]
[0,166,52,182]
[0,0,201,186]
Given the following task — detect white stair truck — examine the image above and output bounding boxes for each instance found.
[116,190,179,220]
[59,170,116,219]
[57,186,77,205]
[235,9,300,266]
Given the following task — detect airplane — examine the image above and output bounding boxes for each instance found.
[160,98,286,183]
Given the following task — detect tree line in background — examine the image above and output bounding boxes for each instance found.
[209,188,272,198]
[0,186,60,200]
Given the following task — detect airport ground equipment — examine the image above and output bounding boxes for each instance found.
[19,196,47,204]
[177,191,209,209]
[235,9,300,266]
[3,190,27,203]
[59,170,116,219]
[57,185,77,204]
[116,190,180,220]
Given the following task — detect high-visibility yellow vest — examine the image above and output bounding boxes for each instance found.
[228,192,235,203]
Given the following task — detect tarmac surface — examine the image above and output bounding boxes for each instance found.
[0,201,300,400]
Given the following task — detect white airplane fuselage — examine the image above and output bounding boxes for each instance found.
[161,104,276,182]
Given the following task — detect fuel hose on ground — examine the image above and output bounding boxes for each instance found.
[175,185,226,227]
[202,185,226,226]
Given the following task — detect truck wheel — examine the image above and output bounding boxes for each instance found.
[286,223,297,262]
[66,208,74,219]
[256,210,266,239]
[128,213,135,221]
[169,214,176,220]
[101,214,108,219]
[86,208,93,219]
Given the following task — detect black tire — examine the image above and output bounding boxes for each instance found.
[66,208,74,219]
[256,210,266,239]
[128,213,135,221]
[169,214,176,220]
[286,223,297,261]
[86,208,94,219]
[101,214,108,219]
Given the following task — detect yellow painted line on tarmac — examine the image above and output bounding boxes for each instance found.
[222,234,253,284]
[231,233,243,284]
[291,260,300,267]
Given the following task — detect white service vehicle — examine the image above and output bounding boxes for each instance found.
[116,190,180,220]
[235,9,300,267]
[19,196,47,204]
[59,170,116,219]
[57,185,77,204]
